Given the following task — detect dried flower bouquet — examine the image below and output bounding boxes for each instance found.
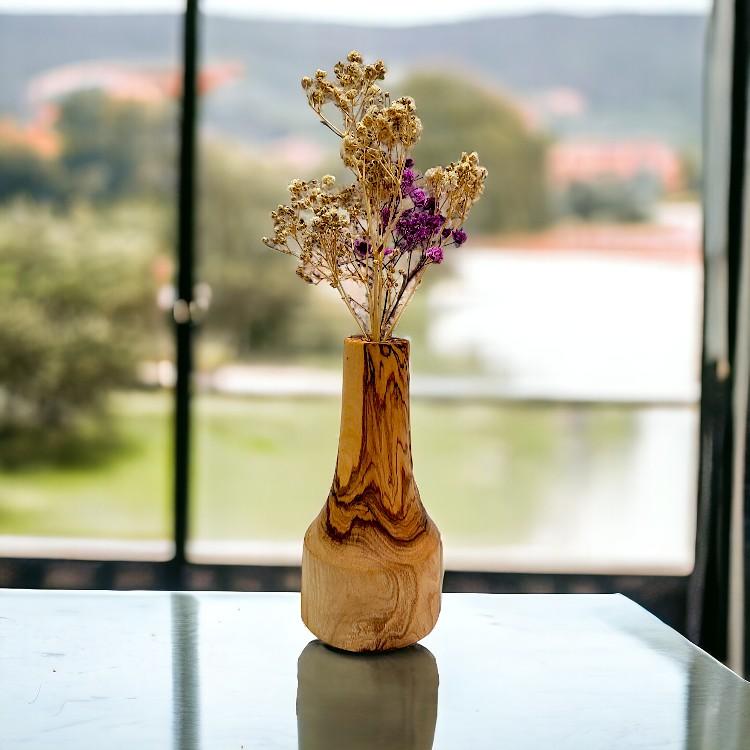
[263,51,487,342]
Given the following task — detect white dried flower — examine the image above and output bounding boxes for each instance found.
[264,51,487,341]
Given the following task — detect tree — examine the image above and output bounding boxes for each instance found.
[198,140,346,358]
[57,90,175,202]
[0,143,64,204]
[0,202,164,466]
[560,174,659,223]
[401,72,550,234]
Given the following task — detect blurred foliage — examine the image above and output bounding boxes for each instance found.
[403,72,550,234]
[57,91,176,202]
[198,139,349,358]
[0,143,64,204]
[679,148,701,196]
[0,91,175,208]
[0,71,689,472]
[0,202,166,466]
[0,92,354,366]
[556,174,660,223]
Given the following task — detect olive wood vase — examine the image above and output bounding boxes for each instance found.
[301,336,443,652]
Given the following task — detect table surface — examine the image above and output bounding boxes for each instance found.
[0,591,748,750]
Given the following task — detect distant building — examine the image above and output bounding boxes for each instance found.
[0,61,243,157]
[26,60,243,107]
[483,207,700,264]
[0,104,60,157]
[548,140,683,193]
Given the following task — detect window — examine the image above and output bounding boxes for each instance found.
[190,2,705,575]
[0,1,716,626]
[0,8,182,560]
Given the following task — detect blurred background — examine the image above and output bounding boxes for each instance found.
[0,2,707,584]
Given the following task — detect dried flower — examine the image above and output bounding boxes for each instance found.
[401,168,416,193]
[425,246,444,264]
[263,51,487,340]
[396,209,445,251]
[410,187,428,206]
[354,239,370,258]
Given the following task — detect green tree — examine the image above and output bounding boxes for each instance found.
[0,143,64,204]
[0,202,164,466]
[561,174,658,223]
[402,73,550,234]
[198,141,346,358]
[57,91,174,202]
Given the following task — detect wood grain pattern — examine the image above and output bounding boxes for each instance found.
[301,336,443,652]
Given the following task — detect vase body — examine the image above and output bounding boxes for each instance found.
[301,336,443,652]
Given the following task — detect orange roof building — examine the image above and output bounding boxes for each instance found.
[26,60,243,107]
[0,104,60,158]
[0,61,243,158]
[548,140,683,193]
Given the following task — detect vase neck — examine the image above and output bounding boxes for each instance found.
[326,336,426,540]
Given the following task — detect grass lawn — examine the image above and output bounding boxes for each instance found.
[0,391,633,547]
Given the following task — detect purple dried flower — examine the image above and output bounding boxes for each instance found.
[380,205,391,226]
[441,227,452,238]
[425,246,444,264]
[452,228,468,246]
[396,209,445,251]
[383,246,394,256]
[405,157,414,168]
[354,239,370,258]
[410,188,428,206]
[401,168,415,196]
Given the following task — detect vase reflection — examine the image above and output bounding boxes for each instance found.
[296,640,439,750]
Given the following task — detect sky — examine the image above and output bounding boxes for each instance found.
[0,0,711,25]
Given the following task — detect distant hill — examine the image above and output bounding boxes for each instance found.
[0,12,706,147]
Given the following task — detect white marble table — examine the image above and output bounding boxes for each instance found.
[1,591,748,749]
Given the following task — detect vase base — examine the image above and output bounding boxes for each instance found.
[301,513,443,653]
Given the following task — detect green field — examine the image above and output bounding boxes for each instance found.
[0,391,633,547]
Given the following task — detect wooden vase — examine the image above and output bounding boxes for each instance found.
[301,336,443,652]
